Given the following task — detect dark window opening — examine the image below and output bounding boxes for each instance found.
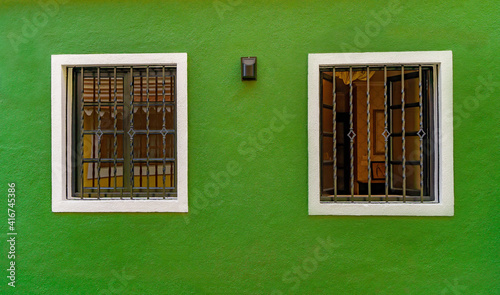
[70,66,177,199]
[320,66,435,203]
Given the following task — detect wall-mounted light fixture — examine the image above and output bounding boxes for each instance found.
[241,57,257,80]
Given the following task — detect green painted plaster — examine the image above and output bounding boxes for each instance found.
[0,0,499,294]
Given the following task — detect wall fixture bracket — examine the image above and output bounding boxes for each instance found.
[241,57,257,80]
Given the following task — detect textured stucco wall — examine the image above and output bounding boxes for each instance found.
[0,0,498,294]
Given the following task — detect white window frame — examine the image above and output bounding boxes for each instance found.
[51,53,188,212]
[308,51,453,216]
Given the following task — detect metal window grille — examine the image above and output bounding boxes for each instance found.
[70,66,177,199]
[320,65,435,203]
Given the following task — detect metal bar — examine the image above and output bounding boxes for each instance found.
[401,66,406,202]
[129,67,135,199]
[82,158,175,163]
[138,71,143,190]
[92,73,96,189]
[82,102,172,107]
[349,67,355,202]
[80,67,85,199]
[112,67,120,198]
[83,130,174,135]
[108,73,112,188]
[384,66,389,202]
[333,67,337,201]
[319,71,325,199]
[83,130,124,134]
[155,75,158,188]
[146,66,150,199]
[320,195,432,202]
[107,126,112,188]
[162,66,167,198]
[74,192,177,198]
[122,72,131,194]
[419,65,424,202]
[136,158,176,162]
[139,134,142,187]
[172,74,176,192]
[323,66,430,72]
[83,67,175,73]
[97,67,102,199]
[82,187,176,191]
[83,158,125,162]
[366,66,371,202]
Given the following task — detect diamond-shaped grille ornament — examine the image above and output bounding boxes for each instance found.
[96,129,103,140]
[160,127,168,137]
[347,129,356,141]
[128,128,136,139]
[382,129,391,141]
[417,129,426,139]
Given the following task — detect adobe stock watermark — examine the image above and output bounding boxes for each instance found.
[371,71,498,192]
[453,73,498,129]
[213,0,242,20]
[440,278,467,295]
[6,183,17,288]
[98,268,135,295]
[340,0,403,53]
[184,107,296,224]
[271,236,338,294]
[7,0,69,53]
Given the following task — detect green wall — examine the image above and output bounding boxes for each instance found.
[0,0,499,294]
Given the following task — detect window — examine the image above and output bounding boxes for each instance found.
[308,51,453,216]
[52,53,188,212]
